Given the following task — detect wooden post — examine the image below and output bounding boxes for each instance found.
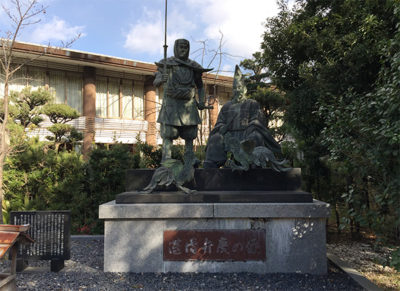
[82,67,96,159]
[10,245,17,275]
[144,77,157,146]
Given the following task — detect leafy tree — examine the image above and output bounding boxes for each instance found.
[0,0,47,223]
[252,0,399,242]
[241,53,288,141]
[240,52,269,92]
[133,138,162,168]
[42,103,80,124]
[318,8,400,238]
[3,137,85,225]
[10,86,52,128]
[83,144,137,233]
[0,0,80,222]
[42,103,82,151]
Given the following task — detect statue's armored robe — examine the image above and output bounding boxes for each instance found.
[204,99,281,168]
[155,57,211,127]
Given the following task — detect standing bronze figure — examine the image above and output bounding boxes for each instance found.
[154,39,212,162]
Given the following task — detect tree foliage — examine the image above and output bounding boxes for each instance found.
[2,87,189,234]
[252,0,400,247]
[241,52,288,141]
[0,0,47,223]
[3,138,85,222]
[42,103,82,150]
[42,103,80,124]
[10,86,52,128]
[318,8,400,237]
[2,86,85,226]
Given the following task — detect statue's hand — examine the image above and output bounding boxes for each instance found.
[162,73,168,83]
[197,102,214,110]
[197,102,206,110]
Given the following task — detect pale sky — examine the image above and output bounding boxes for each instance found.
[0,0,283,75]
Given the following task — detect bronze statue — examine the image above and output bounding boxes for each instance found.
[154,39,212,162]
[143,39,212,194]
[142,154,197,194]
[204,65,286,171]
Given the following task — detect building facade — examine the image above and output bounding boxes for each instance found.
[0,41,233,154]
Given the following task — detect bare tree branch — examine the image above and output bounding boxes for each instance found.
[60,33,82,48]
[195,39,207,66]
[9,48,49,76]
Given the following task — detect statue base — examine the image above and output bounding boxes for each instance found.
[125,168,302,192]
[99,199,330,274]
[101,167,328,274]
[120,167,311,203]
[116,190,312,203]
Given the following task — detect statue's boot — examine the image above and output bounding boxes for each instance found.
[161,139,172,162]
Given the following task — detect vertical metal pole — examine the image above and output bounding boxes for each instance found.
[163,0,168,63]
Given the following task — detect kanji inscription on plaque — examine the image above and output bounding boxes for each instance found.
[163,230,266,261]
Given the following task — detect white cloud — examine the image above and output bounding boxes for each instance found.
[124,0,279,68]
[123,6,195,56]
[124,8,164,55]
[0,0,55,34]
[168,7,197,33]
[27,16,84,44]
[185,0,279,59]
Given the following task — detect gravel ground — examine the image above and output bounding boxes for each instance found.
[1,238,363,291]
[327,240,399,290]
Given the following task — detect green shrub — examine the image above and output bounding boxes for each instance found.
[4,134,211,234]
[134,139,162,168]
[4,138,85,226]
[82,144,137,233]
[391,248,400,271]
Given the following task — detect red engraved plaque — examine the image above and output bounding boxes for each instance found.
[163,230,266,261]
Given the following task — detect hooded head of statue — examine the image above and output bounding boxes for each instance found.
[232,65,247,103]
[174,39,190,61]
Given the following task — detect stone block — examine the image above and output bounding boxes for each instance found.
[116,190,313,204]
[104,220,165,272]
[100,200,330,274]
[125,168,302,192]
[213,200,331,218]
[265,218,327,274]
[99,201,214,219]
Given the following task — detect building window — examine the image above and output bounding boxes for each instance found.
[133,81,144,120]
[27,67,46,91]
[121,79,133,119]
[155,87,163,121]
[1,66,45,97]
[9,67,27,93]
[96,76,107,117]
[108,77,119,118]
[95,76,144,120]
[49,70,65,104]
[66,72,83,113]
[49,70,83,113]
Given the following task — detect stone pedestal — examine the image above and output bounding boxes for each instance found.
[99,200,330,274]
[125,168,302,192]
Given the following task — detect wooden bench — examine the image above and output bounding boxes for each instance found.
[0,224,33,290]
[10,211,71,272]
